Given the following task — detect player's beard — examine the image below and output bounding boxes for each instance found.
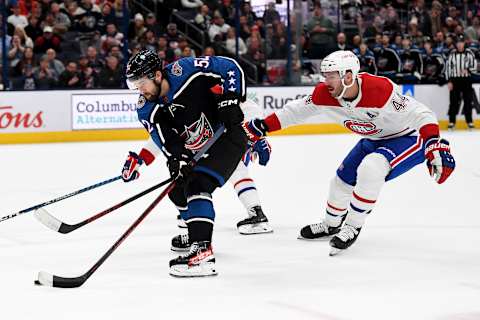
[144,79,161,101]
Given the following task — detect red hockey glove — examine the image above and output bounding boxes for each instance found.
[424,138,455,184]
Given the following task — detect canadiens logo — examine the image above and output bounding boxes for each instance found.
[172,61,183,76]
[180,113,213,151]
[344,120,382,135]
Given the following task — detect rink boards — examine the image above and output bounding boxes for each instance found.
[0,85,479,144]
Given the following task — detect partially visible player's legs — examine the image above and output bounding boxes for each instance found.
[299,175,352,240]
[329,135,425,255]
[169,126,247,277]
[230,160,273,235]
[329,153,390,255]
[168,187,188,228]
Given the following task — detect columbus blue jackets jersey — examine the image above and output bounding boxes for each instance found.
[136,56,246,159]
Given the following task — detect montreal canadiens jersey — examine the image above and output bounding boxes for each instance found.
[266,73,438,140]
[135,56,246,159]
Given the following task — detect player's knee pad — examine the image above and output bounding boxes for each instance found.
[168,184,187,210]
[355,153,390,198]
[327,175,354,210]
[229,160,249,185]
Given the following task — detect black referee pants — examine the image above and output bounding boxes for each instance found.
[449,77,473,124]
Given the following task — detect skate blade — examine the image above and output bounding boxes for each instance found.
[297,234,334,241]
[238,222,273,235]
[169,262,217,277]
[329,247,344,256]
[171,246,190,252]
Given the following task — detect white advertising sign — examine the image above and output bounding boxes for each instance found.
[71,93,142,130]
[0,90,71,133]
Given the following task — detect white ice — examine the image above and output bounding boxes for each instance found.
[1,132,479,320]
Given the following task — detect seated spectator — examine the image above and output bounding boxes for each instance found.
[50,2,71,35]
[305,3,335,59]
[181,46,196,58]
[128,13,147,43]
[98,55,123,88]
[375,44,401,79]
[238,15,251,40]
[157,34,175,62]
[65,0,85,32]
[351,34,362,50]
[25,15,43,42]
[194,5,212,30]
[34,26,62,55]
[14,25,33,48]
[241,2,257,26]
[78,55,97,88]
[45,48,65,77]
[100,23,124,55]
[77,0,102,34]
[421,41,445,84]
[86,46,104,74]
[263,2,280,25]
[166,23,181,50]
[396,37,423,83]
[334,32,352,51]
[177,36,193,58]
[225,27,247,56]
[18,65,38,90]
[354,43,377,74]
[140,29,157,52]
[465,16,480,42]
[96,2,117,35]
[243,36,266,82]
[218,0,234,25]
[8,35,26,71]
[7,5,28,29]
[33,56,57,89]
[203,46,216,56]
[58,61,84,88]
[145,12,164,37]
[108,45,124,63]
[14,47,37,77]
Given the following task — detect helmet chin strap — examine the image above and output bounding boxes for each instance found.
[336,76,356,100]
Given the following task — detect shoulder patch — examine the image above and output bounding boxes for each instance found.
[172,61,183,76]
[137,95,146,109]
[311,83,341,106]
[356,73,394,108]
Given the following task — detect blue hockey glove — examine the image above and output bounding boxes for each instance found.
[252,138,272,166]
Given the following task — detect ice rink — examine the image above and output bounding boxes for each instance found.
[1,131,479,320]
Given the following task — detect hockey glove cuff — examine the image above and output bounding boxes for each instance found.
[242,118,268,143]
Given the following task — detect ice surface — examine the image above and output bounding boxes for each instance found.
[0,132,479,320]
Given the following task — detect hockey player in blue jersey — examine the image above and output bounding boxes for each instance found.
[120,50,271,276]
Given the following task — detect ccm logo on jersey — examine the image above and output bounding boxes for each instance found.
[344,120,382,135]
[218,98,239,108]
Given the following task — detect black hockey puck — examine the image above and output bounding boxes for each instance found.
[34,279,41,285]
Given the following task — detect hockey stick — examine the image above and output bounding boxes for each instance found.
[35,125,225,288]
[0,176,122,223]
[34,177,174,234]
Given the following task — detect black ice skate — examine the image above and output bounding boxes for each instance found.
[171,233,190,252]
[236,206,273,235]
[329,225,362,256]
[169,241,217,277]
[176,214,187,228]
[298,221,342,240]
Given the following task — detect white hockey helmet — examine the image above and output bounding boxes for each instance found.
[320,50,360,99]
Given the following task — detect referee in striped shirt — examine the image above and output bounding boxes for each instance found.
[445,34,477,130]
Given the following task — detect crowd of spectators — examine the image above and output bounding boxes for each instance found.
[2,0,480,88]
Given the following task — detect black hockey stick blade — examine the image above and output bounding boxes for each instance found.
[35,271,87,288]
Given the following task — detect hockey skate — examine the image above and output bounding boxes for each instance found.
[171,233,190,252]
[169,241,217,277]
[329,225,361,256]
[176,214,187,228]
[236,206,273,235]
[298,221,342,240]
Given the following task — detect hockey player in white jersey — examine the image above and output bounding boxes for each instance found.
[243,50,456,255]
